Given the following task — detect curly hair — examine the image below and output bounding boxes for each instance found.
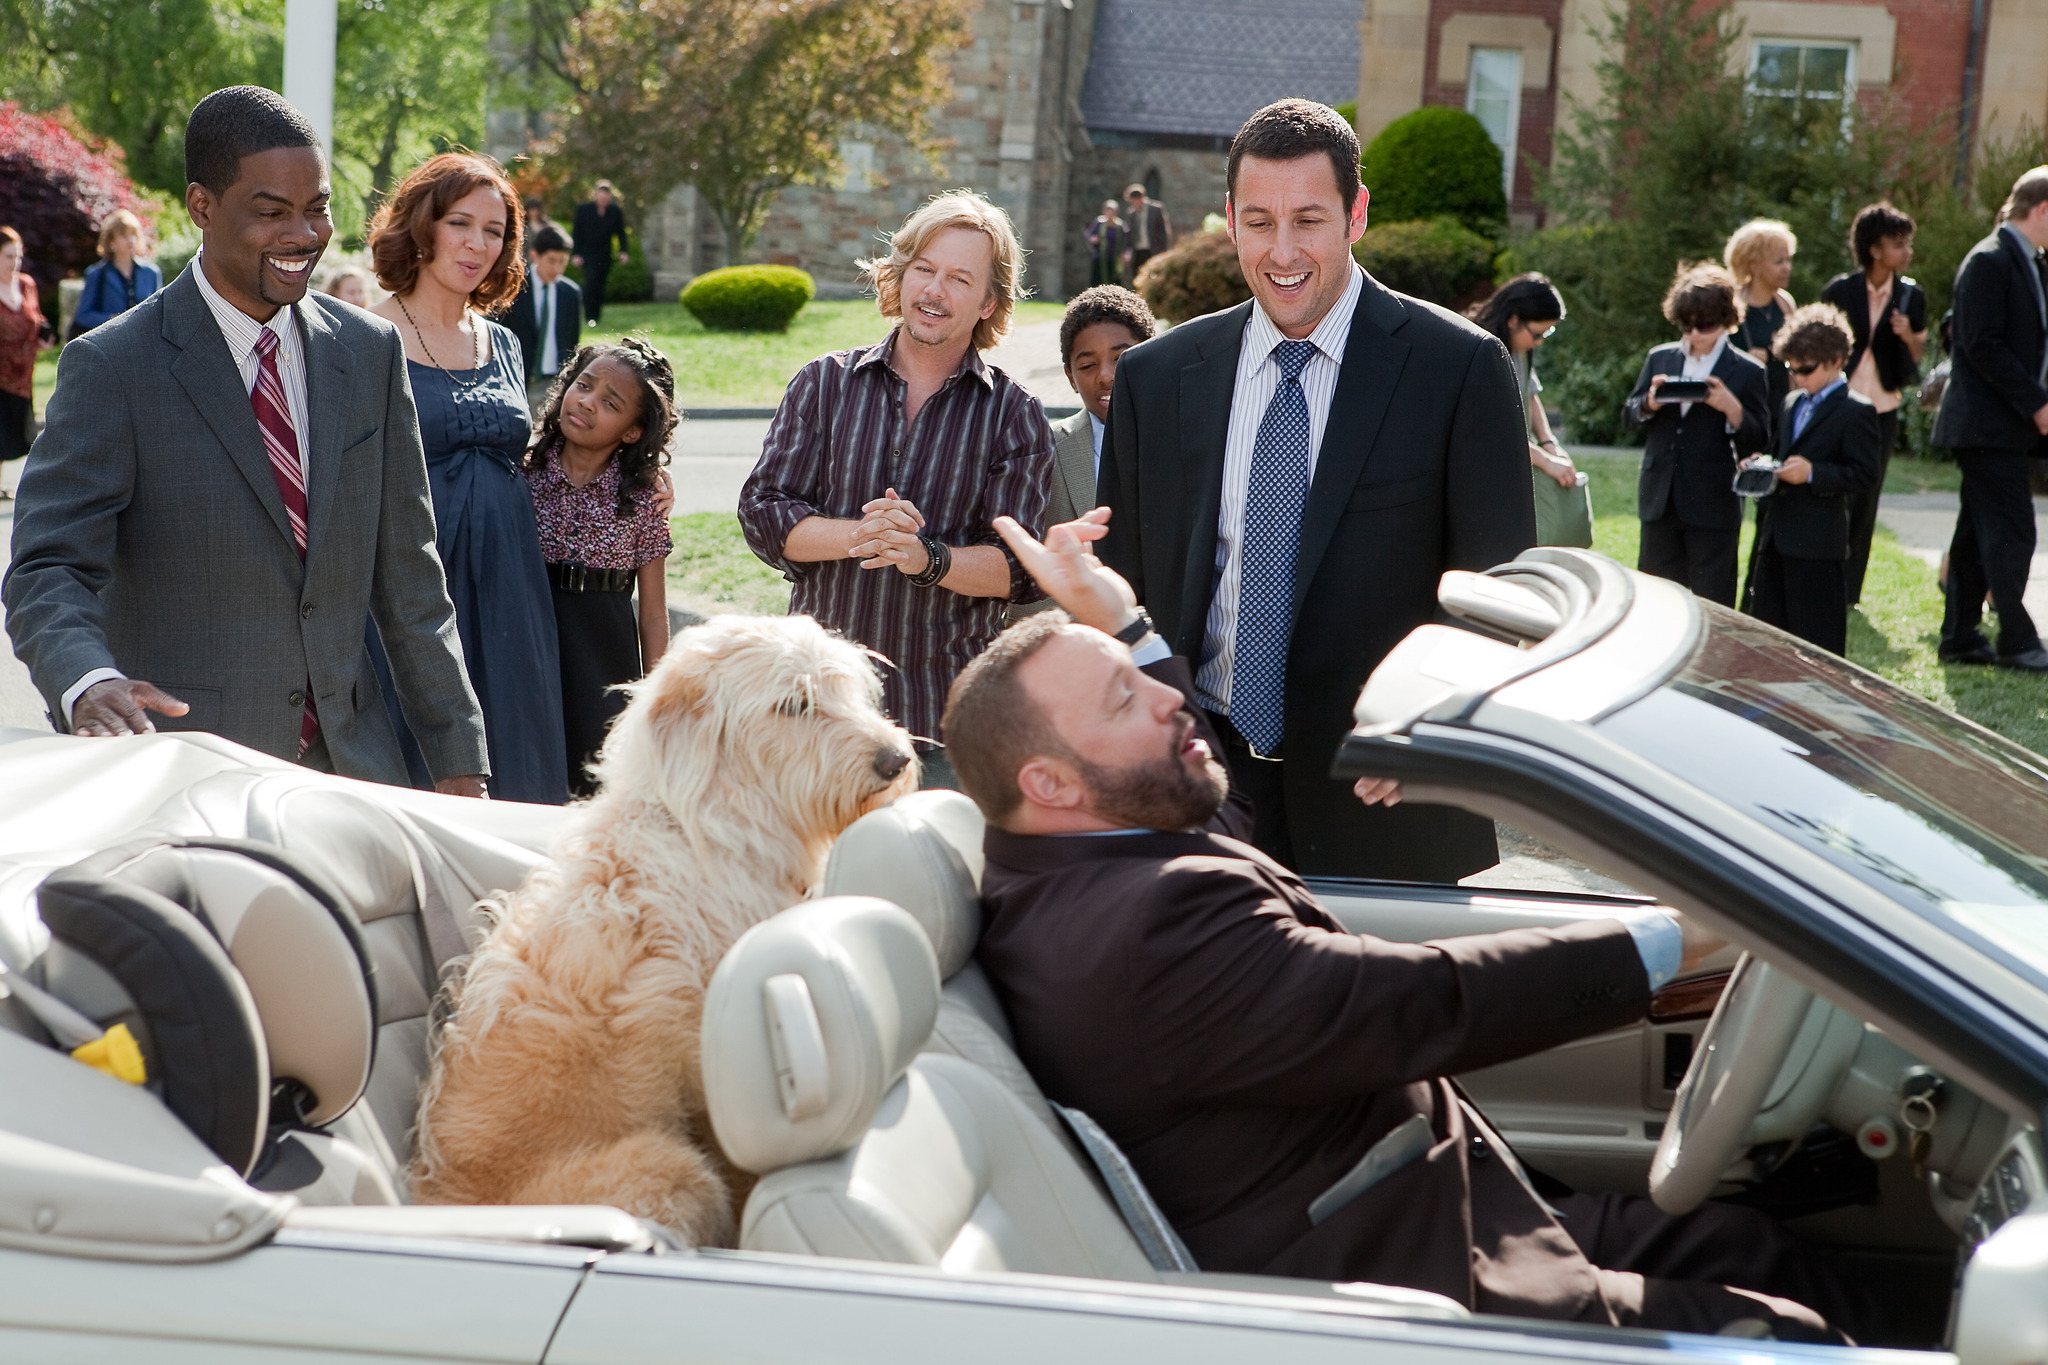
[1771,303,1854,367]
[366,152,525,315]
[1059,286,1156,368]
[527,336,678,519]
[857,191,1025,353]
[1849,202,1915,270]
[1661,262,1743,334]
[1723,219,1797,287]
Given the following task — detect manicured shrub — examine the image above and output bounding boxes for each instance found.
[603,229,654,302]
[0,103,154,306]
[679,263,816,331]
[1134,227,1249,323]
[1362,107,1506,238]
[1354,217,1498,309]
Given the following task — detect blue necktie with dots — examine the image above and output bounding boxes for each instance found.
[1229,339,1316,755]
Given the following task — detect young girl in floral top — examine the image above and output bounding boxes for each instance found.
[524,337,679,795]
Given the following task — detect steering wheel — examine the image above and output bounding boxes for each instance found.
[1647,953,1816,1214]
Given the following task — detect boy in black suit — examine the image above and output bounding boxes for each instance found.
[504,225,583,411]
[1625,263,1772,605]
[1741,305,1885,655]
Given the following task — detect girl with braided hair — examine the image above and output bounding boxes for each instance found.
[524,336,680,794]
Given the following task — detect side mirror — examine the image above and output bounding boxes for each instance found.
[1956,1213,2048,1365]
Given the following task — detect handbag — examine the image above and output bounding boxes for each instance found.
[1531,463,1593,548]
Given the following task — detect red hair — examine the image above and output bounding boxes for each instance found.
[366,152,525,314]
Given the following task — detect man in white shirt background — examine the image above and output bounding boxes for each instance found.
[505,224,584,412]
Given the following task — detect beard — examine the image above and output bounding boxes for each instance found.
[1073,713,1229,832]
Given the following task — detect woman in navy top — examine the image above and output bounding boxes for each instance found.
[72,210,160,335]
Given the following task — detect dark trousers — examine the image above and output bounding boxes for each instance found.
[1941,446,2040,657]
[582,262,609,323]
[1556,1192,1869,1343]
[1129,248,1158,278]
[1747,541,1848,654]
[1639,515,1739,606]
[1843,407,1898,606]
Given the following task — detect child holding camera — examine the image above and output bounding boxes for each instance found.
[1624,263,1772,605]
[1739,304,1885,655]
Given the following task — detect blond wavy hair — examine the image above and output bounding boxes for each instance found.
[858,191,1025,352]
[1723,218,1797,288]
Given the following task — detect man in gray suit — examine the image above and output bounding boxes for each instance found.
[1011,286,1156,620]
[3,86,488,793]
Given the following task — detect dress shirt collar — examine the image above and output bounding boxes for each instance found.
[193,248,298,369]
[1680,332,1728,378]
[1242,263,1365,374]
[854,328,996,390]
[1088,412,1105,463]
[1792,377,1845,438]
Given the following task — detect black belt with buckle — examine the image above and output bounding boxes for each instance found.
[547,561,636,593]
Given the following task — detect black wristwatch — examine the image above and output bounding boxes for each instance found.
[1113,608,1155,648]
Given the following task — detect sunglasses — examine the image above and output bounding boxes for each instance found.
[1788,362,1824,377]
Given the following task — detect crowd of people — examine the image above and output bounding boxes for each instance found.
[17,80,2048,1340]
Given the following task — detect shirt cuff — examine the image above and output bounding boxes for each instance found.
[1612,909,1684,991]
[62,668,127,730]
[1128,633,1172,666]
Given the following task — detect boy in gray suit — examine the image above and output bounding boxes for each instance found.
[3,86,488,793]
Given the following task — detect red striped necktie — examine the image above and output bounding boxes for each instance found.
[251,326,319,758]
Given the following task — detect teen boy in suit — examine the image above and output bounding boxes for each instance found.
[504,225,583,409]
[1625,263,1772,606]
[1741,304,1885,655]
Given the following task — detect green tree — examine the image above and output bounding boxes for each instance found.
[333,0,493,233]
[1363,106,1506,238]
[552,0,971,264]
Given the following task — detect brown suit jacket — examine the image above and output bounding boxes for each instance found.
[976,665,1652,1316]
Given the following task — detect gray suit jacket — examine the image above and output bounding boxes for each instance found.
[1008,408,1097,620]
[3,266,488,784]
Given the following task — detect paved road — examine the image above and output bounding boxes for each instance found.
[1875,492,2048,627]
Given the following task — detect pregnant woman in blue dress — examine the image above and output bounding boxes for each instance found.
[367,153,568,804]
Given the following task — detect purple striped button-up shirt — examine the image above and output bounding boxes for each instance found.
[738,331,1054,746]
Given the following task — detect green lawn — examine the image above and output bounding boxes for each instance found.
[1578,449,2048,756]
[666,511,791,619]
[588,298,1067,410]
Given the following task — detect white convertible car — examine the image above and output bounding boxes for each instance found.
[1,547,2045,1365]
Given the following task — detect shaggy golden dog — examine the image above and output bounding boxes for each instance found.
[409,614,917,1243]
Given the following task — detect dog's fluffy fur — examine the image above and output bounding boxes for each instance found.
[409,615,916,1243]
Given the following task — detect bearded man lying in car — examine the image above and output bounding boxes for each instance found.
[933,509,1871,1342]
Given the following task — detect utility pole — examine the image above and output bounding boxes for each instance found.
[283,0,337,158]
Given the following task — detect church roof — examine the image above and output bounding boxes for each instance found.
[1078,0,1362,139]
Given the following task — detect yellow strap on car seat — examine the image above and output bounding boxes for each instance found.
[71,1023,147,1085]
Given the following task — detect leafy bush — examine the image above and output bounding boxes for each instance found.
[1363,107,1506,238]
[0,103,154,305]
[1354,216,1497,308]
[1134,227,1250,323]
[604,229,654,302]
[679,263,816,331]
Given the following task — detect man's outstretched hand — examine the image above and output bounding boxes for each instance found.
[992,508,1136,635]
[72,679,189,737]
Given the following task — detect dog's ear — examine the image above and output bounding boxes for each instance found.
[640,651,710,731]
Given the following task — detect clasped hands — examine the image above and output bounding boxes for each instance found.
[991,508,1401,810]
[850,487,938,578]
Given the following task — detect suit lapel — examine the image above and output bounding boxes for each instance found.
[1175,306,1249,657]
[1054,412,1095,516]
[298,298,352,563]
[163,271,295,548]
[1290,275,1410,620]
[1789,386,1848,453]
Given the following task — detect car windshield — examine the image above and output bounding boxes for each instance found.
[1597,604,2048,990]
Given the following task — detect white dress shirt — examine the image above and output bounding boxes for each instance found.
[1195,263,1365,714]
[1088,411,1105,478]
[1677,331,1726,417]
[533,269,561,376]
[62,253,314,725]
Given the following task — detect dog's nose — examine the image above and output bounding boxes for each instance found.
[873,747,911,781]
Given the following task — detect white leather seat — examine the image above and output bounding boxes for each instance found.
[703,896,1161,1278]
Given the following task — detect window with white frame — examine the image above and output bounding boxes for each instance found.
[1747,40,1855,103]
[1466,48,1522,202]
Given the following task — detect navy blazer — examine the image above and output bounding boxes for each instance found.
[1756,384,1885,560]
[1820,271,1926,395]
[1933,227,2048,453]
[502,272,583,384]
[72,258,161,334]
[1625,341,1771,531]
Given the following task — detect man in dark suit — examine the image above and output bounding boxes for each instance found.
[1098,99,1532,882]
[570,180,628,325]
[1625,264,1772,607]
[503,224,583,409]
[1935,166,2048,670]
[3,86,488,794]
[1819,202,1927,607]
[1741,304,1885,655]
[1122,184,1172,277]
[938,511,1860,1338]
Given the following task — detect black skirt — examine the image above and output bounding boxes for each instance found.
[0,391,30,463]
[553,584,643,796]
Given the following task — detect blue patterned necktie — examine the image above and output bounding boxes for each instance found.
[1229,339,1316,755]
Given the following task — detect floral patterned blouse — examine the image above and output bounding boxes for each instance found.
[524,439,674,570]
[0,277,45,401]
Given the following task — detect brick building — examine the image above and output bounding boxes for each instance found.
[1358,0,2048,228]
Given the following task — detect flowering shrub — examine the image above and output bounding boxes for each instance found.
[0,104,154,302]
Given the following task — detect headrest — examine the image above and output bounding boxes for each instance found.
[703,897,939,1175]
[821,790,985,979]
[34,837,377,1171]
